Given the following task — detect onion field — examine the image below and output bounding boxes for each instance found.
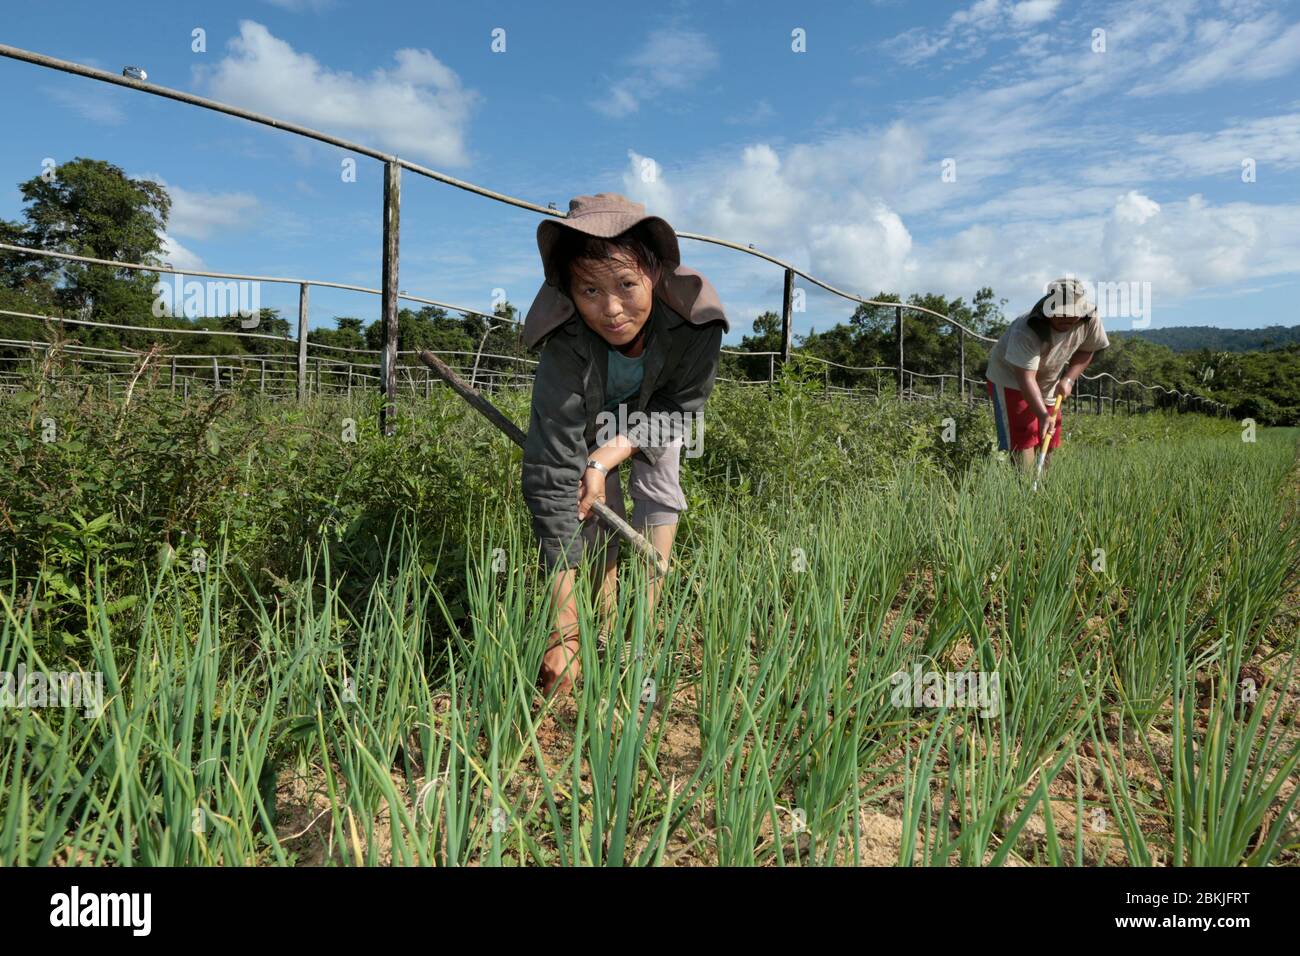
[2,378,1298,866]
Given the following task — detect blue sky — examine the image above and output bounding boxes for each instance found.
[2,0,1298,342]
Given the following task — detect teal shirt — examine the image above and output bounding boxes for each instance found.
[602,346,644,412]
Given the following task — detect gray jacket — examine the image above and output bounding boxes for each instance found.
[521,293,727,571]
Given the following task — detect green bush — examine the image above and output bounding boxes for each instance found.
[0,367,1235,655]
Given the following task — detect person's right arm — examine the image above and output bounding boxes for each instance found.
[1015,365,1058,439]
[521,332,588,573]
[1003,324,1051,430]
[1014,364,1052,422]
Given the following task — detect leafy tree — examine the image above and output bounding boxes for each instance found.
[727,310,783,381]
[310,316,368,355]
[364,305,475,355]
[970,287,1008,337]
[474,301,531,386]
[4,158,169,329]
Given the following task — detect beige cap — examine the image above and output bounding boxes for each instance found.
[1041,277,1097,320]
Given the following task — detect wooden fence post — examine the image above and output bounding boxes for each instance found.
[895,306,904,398]
[297,282,310,402]
[380,160,401,436]
[958,327,965,403]
[780,268,794,369]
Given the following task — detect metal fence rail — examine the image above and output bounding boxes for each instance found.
[0,41,1229,420]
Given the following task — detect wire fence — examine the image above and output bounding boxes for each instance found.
[0,42,1229,421]
[0,313,1180,418]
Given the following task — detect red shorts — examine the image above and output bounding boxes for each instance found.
[987,380,1063,452]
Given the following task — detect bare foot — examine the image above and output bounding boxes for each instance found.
[539,635,581,699]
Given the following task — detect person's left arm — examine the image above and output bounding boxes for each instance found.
[578,431,638,521]
[1056,352,1093,401]
[1057,317,1110,401]
[579,327,722,522]
[577,323,724,519]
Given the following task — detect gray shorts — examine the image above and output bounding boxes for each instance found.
[581,436,688,564]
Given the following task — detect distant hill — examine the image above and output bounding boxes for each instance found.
[1111,325,1300,353]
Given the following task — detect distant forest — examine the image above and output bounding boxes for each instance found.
[1112,325,1300,353]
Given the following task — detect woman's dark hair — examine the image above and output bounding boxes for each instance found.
[1026,294,1098,342]
[551,223,662,297]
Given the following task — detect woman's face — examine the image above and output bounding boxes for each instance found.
[569,253,656,348]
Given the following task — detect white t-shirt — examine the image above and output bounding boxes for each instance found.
[985,309,1109,396]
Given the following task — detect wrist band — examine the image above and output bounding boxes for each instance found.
[585,458,609,477]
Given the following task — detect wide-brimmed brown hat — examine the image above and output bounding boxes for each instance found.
[523,192,728,348]
[536,192,680,288]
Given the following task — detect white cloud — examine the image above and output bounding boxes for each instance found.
[808,210,914,295]
[619,131,1300,321]
[260,0,334,11]
[158,233,206,272]
[886,0,1059,65]
[619,134,918,294]
[134,174,261,241]
[1079,113,1300,185]
[623,150,678,227]
[891,28,952,67]
[1099,193,1181,286]
[592,29,719,118]
[1009,0,1061,26]
[1130,14,1300,95]
[953,0,1003,28]
[1096,191,1295,295]
[196,21,479,166]
[1113,190,1162,224]
[725,99,776,125]
[43,85,125,125]
[900,191,1300,327]
[167,185,260,240]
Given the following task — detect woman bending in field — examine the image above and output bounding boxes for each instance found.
[520,193,729,698]
[985,277,1110,472]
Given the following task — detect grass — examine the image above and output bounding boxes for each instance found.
[0,373,1297,866]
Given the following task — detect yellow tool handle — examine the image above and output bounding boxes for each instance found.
[1044,395,1061,437]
